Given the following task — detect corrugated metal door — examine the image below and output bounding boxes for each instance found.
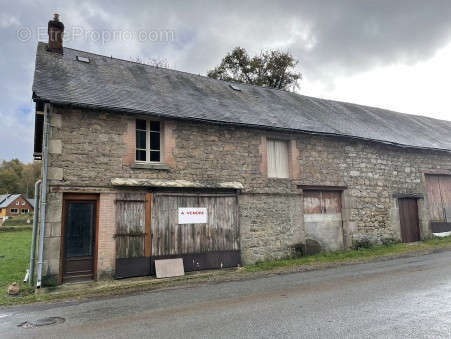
[151,193,240,273]
[398,198,420,243]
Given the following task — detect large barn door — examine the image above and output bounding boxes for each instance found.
[151,193,240,273]
[115,192,151,278]
[398,198,420,243]
[426,175,451,234]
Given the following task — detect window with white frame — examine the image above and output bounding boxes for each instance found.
[16,201,20,205]
[267,139,289,178]
[10,208,18,214]
[136,119,161,162]
[21,209,29,214]
[21,201,25,205]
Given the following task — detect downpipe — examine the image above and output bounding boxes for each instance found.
[36,104,50,288]
[28,180,41,285]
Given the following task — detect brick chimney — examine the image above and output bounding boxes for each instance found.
[47,13,64,54]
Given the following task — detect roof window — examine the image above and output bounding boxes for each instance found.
[76,56,90,63]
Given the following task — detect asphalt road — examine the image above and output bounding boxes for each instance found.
[2,251,451,338]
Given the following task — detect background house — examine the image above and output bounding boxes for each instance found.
[0,194,34,222]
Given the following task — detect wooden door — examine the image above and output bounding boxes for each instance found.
[399,198,420,243]
[114,192,151,279]
[62,200,97,283]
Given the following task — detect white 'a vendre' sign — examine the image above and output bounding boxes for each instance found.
[178,207,208,224]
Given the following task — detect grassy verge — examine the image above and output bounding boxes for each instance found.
[0,229,34,306]
[1,234,451,307]
[244,236,451,272]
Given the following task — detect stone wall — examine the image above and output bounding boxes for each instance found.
[41,105,451,277]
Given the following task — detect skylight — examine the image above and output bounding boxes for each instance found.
[76,56,90,63]
[229,84,241,91]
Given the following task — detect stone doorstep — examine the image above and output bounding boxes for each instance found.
[34,245,451,298]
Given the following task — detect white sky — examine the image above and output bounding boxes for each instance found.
[303,41,451,121]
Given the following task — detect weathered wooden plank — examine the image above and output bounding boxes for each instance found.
[145,193,151,257]
[151,194,239,256]
[303,191,322,214]
[426,175,446,221]
[439,176,451,222]
[115,192,146,259]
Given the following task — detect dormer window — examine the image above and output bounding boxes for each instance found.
[136,119,161,162]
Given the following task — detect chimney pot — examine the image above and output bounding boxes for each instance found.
[47,13,64,54]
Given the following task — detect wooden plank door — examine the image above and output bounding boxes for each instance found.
[62,200,97,283]
[151,193,240,272]
[114,192,151,278]
[399,198,420,243]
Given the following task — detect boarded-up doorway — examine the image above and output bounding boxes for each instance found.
[151,193,240,273]
[303,190,344,252]
[398,198,420,243]
[425,175,451,235]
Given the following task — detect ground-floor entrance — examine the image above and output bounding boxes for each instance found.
[61,194,98,283]
[398,198,420,243]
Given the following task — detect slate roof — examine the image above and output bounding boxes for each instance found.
[24,198,35,209]
[0,194,21,209]
[0,194,9,205]
[32,42,451,152]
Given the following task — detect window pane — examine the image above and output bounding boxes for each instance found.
[267,139,289,178]
[136,150,146,161]
[136,130,146,149]
[150,121,160,132]
[150,132,160,150]
[150,151,160,162]
[65,202,95,257]
[136,119,146,130]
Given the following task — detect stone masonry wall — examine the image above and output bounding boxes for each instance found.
[42,105,451,274]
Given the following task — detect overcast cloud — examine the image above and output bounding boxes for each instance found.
[2,0,451,162]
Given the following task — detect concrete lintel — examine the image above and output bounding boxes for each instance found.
[111,178,244,190]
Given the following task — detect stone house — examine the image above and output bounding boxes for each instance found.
[0,194,34,222]
[31,15,451,285]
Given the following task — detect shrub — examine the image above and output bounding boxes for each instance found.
[352,237,372,250]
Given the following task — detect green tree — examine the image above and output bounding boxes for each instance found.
[0,159,41,197]
[207,47,302,91]
[0,168,20,194]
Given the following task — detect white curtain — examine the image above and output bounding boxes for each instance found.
[267,139,289,178]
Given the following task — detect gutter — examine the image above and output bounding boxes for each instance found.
[28,180,41,285]
[36,104,50,288]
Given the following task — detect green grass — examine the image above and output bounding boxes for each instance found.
[0,229,34,305]
[2,214,34,227]
[244,236,451,272]
[1,231,451,307]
